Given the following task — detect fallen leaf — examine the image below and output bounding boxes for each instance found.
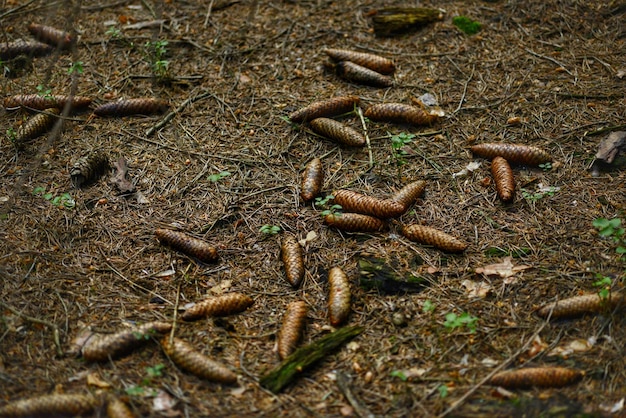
[231,386,246,397]
[461,279,492,298]
[298,230,317,246]
[475,256,531,279]
[87,372,111,388]
[548,338,595,357]
[209,279,232,294]
[599,398,624,414]
[453,161,481,178]
[152,389,178,414]
[527,335,548,357]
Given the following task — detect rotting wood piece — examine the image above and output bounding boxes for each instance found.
[288,95,360,123]
[309,118,366,147]
[0,393,98,418]
[181,292,254,321]
[324,212,387,233]
[370,7,444,37]
[323,48,395,75]
[155,228,218,263]
[260,325,364,393]
[536,292,625,320]
[161,337,238,384]
[81,321,172,362]
[488,367,583,389]
[277,300,308,360]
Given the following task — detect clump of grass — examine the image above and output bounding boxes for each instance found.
[452,16,481,35]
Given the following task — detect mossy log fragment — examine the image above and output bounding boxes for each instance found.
[358,257,427,294]
[371,7,444,37]
[259,325,364,393]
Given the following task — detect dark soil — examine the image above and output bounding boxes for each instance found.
[1,1,625,417]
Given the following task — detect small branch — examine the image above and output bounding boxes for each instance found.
[0,301,62,357]
[335,370,375,418]
[356,106,374,169]
[146,90,213,136]
[454,65,474,113]
[525,48,574,76]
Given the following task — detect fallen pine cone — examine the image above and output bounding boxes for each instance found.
[470,143,552,166]
[70,152,110,188]
[491,156,515,202]
[93,98,169,117]
[3,93,93,111]
[155,228,218,263]
[364,103,438,126]
[15,108,59,144]
[27,23,75,49]
[328,267,351,327]
[106,396,136,418]
[281,234,305,288]
[309,117,366,147]
[181,292,254,321]
[536,292,625,320]
[81,321,172,362]
[277,300,308,359]
[333,189,405,219]
[335,61,394,88]
[324,212,387,233]
[401,224,467,253]
[0,393,98,418]
[322,48,395,75]
[161,337,238,384]
[288,95,360,123]
[0,39,53,60]
[488,367,583,389]
[390,180,426,211]
[301,157,324,202]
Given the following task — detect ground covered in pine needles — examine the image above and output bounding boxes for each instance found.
[1,0,625,417]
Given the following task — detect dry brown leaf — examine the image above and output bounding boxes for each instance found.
[86,372,111,388]
[475,257,531,279]
[461,279,492,298]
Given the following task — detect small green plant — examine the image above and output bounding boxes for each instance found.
[315,194,342,217]
[125,363,165,397]
[593,274,612,300]
[538,162,552,171]
[438,384,449,398]
[146,40,169,80]
[520,186,558,202]
[422,300,435,313]
[105,27,122,39]
[33,186,75,209]
[390,132,414,167]
[260,224,281,235]
[593,217,626,258]
[452,16,482,35]
[36,84,53,99]
[208,171,231,183]
[6,127,17,142]
[67,61,84,75]
[443,312,478,333]
[390,370,408,381]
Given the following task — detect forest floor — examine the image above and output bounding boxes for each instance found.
[1,0,625,417]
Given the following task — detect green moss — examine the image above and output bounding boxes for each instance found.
[453,16,482,35]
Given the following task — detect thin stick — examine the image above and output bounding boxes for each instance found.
[436,319,549,418]
[355,106,373,169]
[0,301,62,356]
[525,48,574,76]
[335,371,375,418]
[146,90,213,136]
[169,264,190,345]
[454,65,474,113]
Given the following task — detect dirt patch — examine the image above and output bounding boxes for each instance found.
[1,1,625,417]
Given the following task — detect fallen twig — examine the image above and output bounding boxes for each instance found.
[0,301,62,357]
[335,370,375,418]
[145,90,213,136]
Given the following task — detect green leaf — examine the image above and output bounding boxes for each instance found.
[593,218,610,230]
[390,370,408,381]
[438,384,449,398]
[33,187,45,195]
[422,300,435,313]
